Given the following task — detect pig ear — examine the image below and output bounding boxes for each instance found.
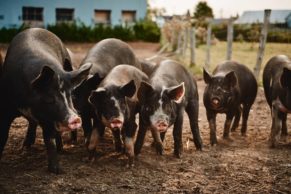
[137,81,154,102]
[280,67,291,88]
[203,68,212,84]
[224,71,237,88]
[121,80,136,98]
[63,58,73,71]
[88,88,106,106]
[165,82,185,103]
[70,63,93,88]
[86,73,104,90]
[31,66,55,90]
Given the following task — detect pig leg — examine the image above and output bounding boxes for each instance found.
[280,113,288,142]
[23,120,37,149]
[0,112,15,159]
[134,117,147,156]
[270,102,282,148]
[111,128,123,152]
[206,110,217,146]
[223,113,234,139]
[173,108,184,158]
[241,103,252,136]
[123,120,137,166]
[231,106,241,132]
[41,124,61,174]
[160,132,166,142]
[87,118,103,161]
[55,132,63,153]
[80,112,93,144]
[152,129,164,155]
[186,100,202,150]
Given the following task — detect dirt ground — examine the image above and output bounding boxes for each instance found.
[0,42,290,194]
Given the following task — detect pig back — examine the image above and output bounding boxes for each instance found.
[81,39,141,78]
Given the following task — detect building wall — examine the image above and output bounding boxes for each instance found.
[0,0,147,28]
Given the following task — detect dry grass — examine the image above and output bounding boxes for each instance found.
[176,41,291,82]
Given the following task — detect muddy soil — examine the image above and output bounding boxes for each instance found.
[0,42,290,194]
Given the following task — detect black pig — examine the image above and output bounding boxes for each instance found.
[263,55,291,147]
[73,39,141,143]
[203,61,257,145]
[0,28,91,173]
[135,60,202,158]
[88,65,148,165]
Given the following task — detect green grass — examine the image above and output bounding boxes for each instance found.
[175,41,291,82]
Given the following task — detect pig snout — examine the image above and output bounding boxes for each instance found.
[110,119,123,129]
[57,115,82,132]
[154,120,169,132]
[211,97,221,108]
[68,116,82,130]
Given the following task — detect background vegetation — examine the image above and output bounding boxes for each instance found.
[0,20,161,43]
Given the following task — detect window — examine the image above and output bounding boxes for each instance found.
[122,10,136,24]
[0,15,4,20]
[22,7,43,21]
[56,8,74,23]
[94,10,111,25]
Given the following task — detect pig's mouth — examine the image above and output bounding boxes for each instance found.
[154,121,169,132]
[210,98,223,110]
[110,119,123,129]
[56,117,82,132]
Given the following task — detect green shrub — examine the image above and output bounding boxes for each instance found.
[134,20,161,42]
[212,24,291,43]
[0,24,28,43]
[0,20,160,43]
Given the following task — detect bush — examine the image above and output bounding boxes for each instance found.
[134,20,161,42]
[0,20,160,43]
[0,24,28,43]
[212,24,291,43]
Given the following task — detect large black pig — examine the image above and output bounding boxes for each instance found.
[263,55,291,147]
[88,65,148,165]
[0,28,92,174]
[134,59,202,158]
[203,61,257,145]
[72,38,141,143]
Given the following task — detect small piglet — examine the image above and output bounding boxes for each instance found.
[135,59,202,158]
[88,65,148,165]
[263,55,291,147]
[203,61,257,145]
[73,38,141,143]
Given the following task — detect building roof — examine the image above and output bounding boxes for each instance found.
[235,10,291,24]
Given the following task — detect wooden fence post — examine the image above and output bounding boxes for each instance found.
[190,27,196,66]
[175,31,183,54]
[226,18,234,60]
[254,9,271,80]
[181,28,188,56]
[205,21,212,69]
[170,30,176,51]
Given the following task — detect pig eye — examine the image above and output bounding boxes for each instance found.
[143,106,152,112]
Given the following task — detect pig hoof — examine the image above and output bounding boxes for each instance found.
[48,164,63,174]
[155,144,164,155]
[174,151,181,158]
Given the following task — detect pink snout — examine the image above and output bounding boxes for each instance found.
[211,98,220,107]
[155,121,169,132]
[67,116,82,130]
[110,119,123,129]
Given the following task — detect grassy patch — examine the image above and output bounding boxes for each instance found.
[176,41,291,82]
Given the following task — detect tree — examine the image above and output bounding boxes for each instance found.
[193,1,214,26]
